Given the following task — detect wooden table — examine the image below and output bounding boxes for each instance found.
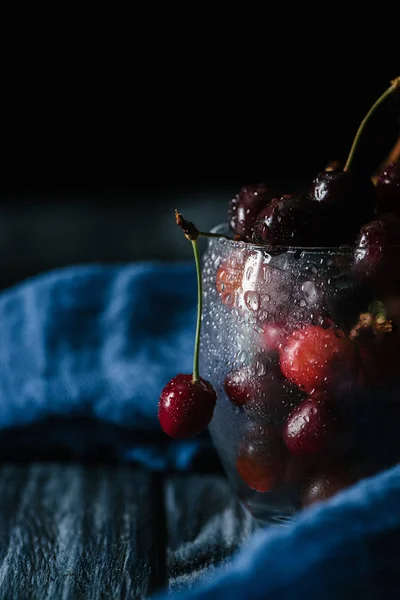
[0,464,256,599]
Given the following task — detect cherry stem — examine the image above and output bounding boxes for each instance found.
[344,76,400,173]
[175,210,233,241]
[175,209,232,383]
[191,238,202,383]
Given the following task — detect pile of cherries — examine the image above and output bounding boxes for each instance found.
[218,157,400,507]
[159,78,400,511]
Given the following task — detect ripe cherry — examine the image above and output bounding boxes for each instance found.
[354,213,400,295]
[376,159,400,217]
[215,249,246,306]
[224,363,300,423]
[309,80,400,243]
[159,375,216,438]
[252,194,322,247]
[283,397,344,456]
[224,364,280,408]
[309,170,376,244]
[158,213,217,439]
[228,184,277,238]
[236,427,287,492]
[260,322,288,354]
[301,466,359,507]
[279,325,358,395]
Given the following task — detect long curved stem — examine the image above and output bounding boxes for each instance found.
[344,76,400,172]
[191,239,202,383]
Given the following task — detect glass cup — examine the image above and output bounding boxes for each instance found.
[200,225,400,523]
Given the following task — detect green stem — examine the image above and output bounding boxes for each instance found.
[191,238,202,383]
[344,76,400,172]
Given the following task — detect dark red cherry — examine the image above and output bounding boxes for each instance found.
[301,466,359,507]
[283,397,343,456]
[354,213,400,294]
[309,170,376,244]
[228,184,277,238]
[158,374,216,438]
[236,427,287,492]
[224,363,300,423]
[224,364,276,408]
[252,194,324,246]
[376,160,400,217]
[260,322,289,354]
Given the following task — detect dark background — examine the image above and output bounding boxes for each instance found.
[2,64,399,290]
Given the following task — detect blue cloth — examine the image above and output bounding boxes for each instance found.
[0,262,399,599]
[0,262,211,467]
[157,463,400,599]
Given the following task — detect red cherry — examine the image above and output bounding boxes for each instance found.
[224,363,301,423]
[354,214,400,295]
[236,427,286,492]
[309,170,376,244]
[376,159,400,217]
[224,365,282,408]
[283,397,341,456]
[252,194,325,246]
[228,184,277,238]
[260,322,288,354]
[215,250,247,306]
[279,325,358,394]
[158,374,216,439]
[301,466,359,507]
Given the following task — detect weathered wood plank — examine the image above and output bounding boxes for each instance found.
[166,474,257,593]
[0,464,157,600]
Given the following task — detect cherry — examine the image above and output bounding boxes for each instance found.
[260,322,289,354]
[215,249,246,306]
[158,212,217,439]
[216,249,293,322]
[354,213,400,294]
[224,364,280,408]
[309,79,400,244]
[224,363,300,423]
[228,184,277,238]
[376,159,400,217]
[309,170,376,244]
[301,466,359,507]
[236,427,287,492]
[252,194,323,247]
[159,374,216,438]
[279,325,358,395]
[283,397,342,456]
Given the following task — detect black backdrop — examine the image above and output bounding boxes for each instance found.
[1,63,399,289]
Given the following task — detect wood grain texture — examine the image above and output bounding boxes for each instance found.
[0,464,157,600]
[0,465,254,598]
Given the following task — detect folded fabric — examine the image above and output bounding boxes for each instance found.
[0,262,214,468]
[156,462,400,599]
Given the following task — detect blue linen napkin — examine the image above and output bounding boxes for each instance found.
[0,262,212,467]
[0,262,399,599]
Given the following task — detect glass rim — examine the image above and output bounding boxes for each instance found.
[209,224,353,253]
[209,224,400,253]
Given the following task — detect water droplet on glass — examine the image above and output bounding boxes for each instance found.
[254,361,267,376]
[244,291,260,311]
[302,281,318,305]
